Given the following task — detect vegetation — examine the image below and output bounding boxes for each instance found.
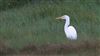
[0,0,100,55]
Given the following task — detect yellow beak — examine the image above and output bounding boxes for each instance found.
[56,17,62,19]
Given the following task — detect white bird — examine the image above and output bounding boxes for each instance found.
[56,15,77,40]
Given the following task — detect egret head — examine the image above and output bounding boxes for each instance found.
[56,15,70,26]
[56,15,70,20]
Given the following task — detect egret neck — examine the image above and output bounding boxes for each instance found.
[64,17,70,28]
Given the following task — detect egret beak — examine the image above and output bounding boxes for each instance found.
[56,17,62,19]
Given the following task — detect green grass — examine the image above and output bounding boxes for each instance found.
[0,0,100,50]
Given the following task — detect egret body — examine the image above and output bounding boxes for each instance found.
[56,15,77,40]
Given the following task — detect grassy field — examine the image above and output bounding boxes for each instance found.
[0,0,100,55]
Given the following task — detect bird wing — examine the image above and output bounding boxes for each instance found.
[65,26,77,40]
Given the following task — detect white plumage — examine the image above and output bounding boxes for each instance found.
[56,15,77,40]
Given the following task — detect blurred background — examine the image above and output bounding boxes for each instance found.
[0,0,100,55]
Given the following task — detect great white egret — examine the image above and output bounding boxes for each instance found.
[56,15,77,40]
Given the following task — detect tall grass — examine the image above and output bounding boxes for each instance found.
[0,0,100,50]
